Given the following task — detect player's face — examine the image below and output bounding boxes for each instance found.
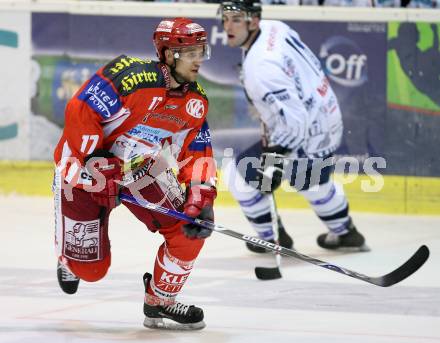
[174,45,209,82]
[222,12,250,47]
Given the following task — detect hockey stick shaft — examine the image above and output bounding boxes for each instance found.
[261,121,282,268]
[120,192,429,287]
[269,194,282,268]
[254,193,282,280]
[253,122,282,279]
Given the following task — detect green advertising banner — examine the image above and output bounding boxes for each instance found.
[387,22,440,114]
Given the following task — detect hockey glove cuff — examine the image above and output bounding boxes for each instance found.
[182,184,217,240]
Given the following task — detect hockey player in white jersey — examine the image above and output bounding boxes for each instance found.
[220,0,368,253]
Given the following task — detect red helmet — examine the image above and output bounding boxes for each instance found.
[153,18,208,61]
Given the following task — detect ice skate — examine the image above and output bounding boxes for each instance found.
[246,221,293,253]
[317,218,370,252]
[57,260,80,294]
[142,273,205,330]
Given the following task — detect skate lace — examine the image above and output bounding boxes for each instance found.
[59,264,79,282]
[164,302,190,316]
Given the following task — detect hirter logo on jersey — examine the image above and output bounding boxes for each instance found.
[186,99,205,118]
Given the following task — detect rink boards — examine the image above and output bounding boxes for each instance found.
[1,161,439,215]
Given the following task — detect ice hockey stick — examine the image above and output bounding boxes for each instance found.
[254,193,282,280]
[120,193,430,287]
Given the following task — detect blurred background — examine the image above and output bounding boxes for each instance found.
[0,3,439,341]
[0,0,439,214]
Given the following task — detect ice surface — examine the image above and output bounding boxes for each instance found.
[0,195,439,343]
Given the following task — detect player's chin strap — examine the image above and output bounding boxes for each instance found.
[240,24,259,49]
[119,192,430,287]
[169,60,188,85]
[239,11,261,48]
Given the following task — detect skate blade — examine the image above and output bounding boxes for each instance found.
[143,317,206,330]
[335,244,371,253]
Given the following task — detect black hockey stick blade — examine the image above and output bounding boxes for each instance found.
[120,193,430,288]
[254,194,283,281]
[368,245,430,287]
[255,266,282,280]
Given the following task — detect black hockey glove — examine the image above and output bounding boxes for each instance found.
[182,185,217,239]
[256,145,291,194]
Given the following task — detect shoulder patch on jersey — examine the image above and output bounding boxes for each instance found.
[188,81,208,100]
[102,56,164,96]
[189,121,212,152]
[77,74,122,120]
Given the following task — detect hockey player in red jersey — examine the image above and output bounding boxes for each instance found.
[53,18,216,330]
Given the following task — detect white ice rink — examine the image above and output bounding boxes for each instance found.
[1,195,439,343]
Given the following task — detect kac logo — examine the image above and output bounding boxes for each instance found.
[186,99,204,118]
[319,36,367,87]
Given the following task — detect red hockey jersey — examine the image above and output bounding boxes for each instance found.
[54,55,216,188]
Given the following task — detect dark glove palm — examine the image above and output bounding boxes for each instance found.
[182,185,217,239]
[256,145,291,194]
[182,206,214,239]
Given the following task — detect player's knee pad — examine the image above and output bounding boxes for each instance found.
[68,254,111,282]
[287,156,334,191]
[299,180,348,215]
[224,157,261,202]
[54,184,112,282]
[224,158,273,236]
[299,180,335,202]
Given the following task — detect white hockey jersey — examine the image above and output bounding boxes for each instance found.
[242,20,343,158]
